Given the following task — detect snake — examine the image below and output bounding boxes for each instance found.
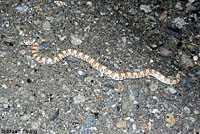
[30,39,182,85]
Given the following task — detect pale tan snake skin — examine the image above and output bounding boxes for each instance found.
[31,40,182,85]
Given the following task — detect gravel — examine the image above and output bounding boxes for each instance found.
[0,0,199,133]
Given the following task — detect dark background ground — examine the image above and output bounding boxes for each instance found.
[0,0,199,134]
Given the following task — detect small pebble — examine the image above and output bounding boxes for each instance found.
[2,84,8,89]
[43,21,51,30]
[175,2,183,10]
[3,103,9,108]
[149,83,158,92]
[31,122,39,129]
[117,83,125,92]
[140,5,152,13]
[0,97,8,104]
[71,34,82,45]
[128,7,137,15]
[27,79,32,83]
[85,76,93,83]
[131,90,139,98]
[39,42,50,49]
[152,109,160,114]
[84,117,95,127]
[132,124,137,131]
[62,84,70,92]
[74,94,85,104]
[116,120,126,128]
[183,78,191,88]
[36,13,43,19]
[163,88,169,94]
[105,115,113,129]
[16,4,28,13]
[165,113,176,126]
[122,97,134,111]
[180,54,194,67]
[132,34,140,41]
[104,83,114,89]
[159,48,172,56]
[139,116,143,119]
[152,99,157,105]
[21,114,31,121]
[194,109,199,115]
[193,55,198,61]
[49,109,59,121]
[119,17,125,24]
[78,70,84,75]
[0,51,8,58]
[106,5,112,11]
[186,2,196,11]
[121,37,127,44]
[86,1,92,6]
[167,86,177,94]
[184,106,191,114]
[141,122,150,132]
[1,24,9,29]
[189,0,195,3]
[172,17,187,29]
[54,1,65,6]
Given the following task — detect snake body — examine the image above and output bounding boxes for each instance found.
[31,40,181,85]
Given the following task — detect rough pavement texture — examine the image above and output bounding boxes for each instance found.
[0,0,200,134]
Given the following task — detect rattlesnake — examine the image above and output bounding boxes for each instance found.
[29,39,182,85]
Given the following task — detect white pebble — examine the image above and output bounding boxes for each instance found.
[184,106,191,114]
[130,118,134,122]
[167,86,177,94]
[54,1,65,6]
[140,5,152,13]
[71,34,82,45]
[2,84,7,89]
[194,109,199,115]
[172,17,187,29]
[3,103,9,108]
[121,37,127,44]
[74,94,85,104]
[152,109,160,114]
[74,22,78,25]
[132,124,137,131]
[62,84,70,92]
[0,97,8,103]
[150,59,154,63]
[43,21,51,30]
[31,122,39,129]
[189,0,195,3]
[21,114,31,121]
[86,1,92,6]
[193,55,198,61]
[149,83,158,92]
[78,70,84,75]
